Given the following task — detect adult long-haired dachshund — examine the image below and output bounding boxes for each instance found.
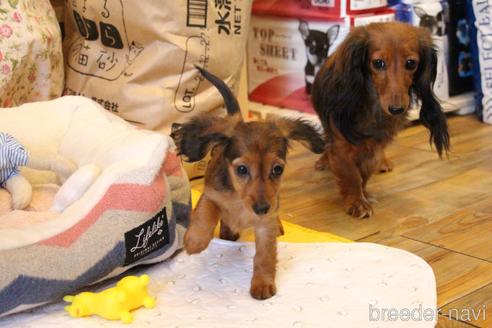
[172,67,324,299]
[311,22,450,219]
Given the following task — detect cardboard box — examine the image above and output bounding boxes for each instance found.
[310,0,388,16]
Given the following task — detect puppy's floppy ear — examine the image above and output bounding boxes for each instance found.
[311,26,370,145]
[413,29,450,157]
[171,113,238,162]
[275,118,325,154]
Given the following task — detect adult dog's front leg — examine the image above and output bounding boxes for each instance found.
[184,195,220,254]
[250,221,278,300]
[329,152,372,218]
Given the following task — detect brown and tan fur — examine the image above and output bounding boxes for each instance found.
[312,22,450,219]
[172,67,324,300]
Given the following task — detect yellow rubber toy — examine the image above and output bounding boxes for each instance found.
[63,274,155,324]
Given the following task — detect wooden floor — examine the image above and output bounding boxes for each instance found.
[191,114,491,327]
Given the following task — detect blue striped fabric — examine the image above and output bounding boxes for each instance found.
[0,133,29,187]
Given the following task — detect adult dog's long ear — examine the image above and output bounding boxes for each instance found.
[311,26,370,145]
[275,118,325,154]
[171,113,237,162]
[413,30,450,157]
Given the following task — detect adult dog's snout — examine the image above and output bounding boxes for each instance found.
[388,105,405,115]
[252,202,271,215]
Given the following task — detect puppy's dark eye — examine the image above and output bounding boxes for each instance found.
[405,59,418,70]
[271,165,284,177]
[372,59,386,70]
[236,165,249,177]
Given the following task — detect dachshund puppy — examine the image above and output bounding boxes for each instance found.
[172,67,324,300]
[311,22,450,219]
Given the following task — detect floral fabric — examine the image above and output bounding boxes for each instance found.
[0,0,63,107]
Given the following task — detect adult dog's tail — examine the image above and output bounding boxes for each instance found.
[195,65,240,117]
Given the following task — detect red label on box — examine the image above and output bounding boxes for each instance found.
[347,0,387,14]
[252,0,388,19]
[253,0,344,20]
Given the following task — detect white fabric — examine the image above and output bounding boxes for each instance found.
[51,164,100,213]
[0,96,169,250]
[0,240,437,327]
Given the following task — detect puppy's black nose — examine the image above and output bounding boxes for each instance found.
[252,202,271,215]
[388,106,405,115]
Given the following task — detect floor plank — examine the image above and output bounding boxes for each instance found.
[440,284,492,328]
[404,199,492,262]
[397,115,492,156]
[358,235,492,308]
[436,315,479,328]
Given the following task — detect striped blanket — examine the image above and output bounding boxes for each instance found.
[0,96,190,317]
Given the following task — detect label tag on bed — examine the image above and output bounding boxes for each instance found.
[124,207,170,266]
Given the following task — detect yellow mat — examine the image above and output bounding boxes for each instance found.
[191,189,351,243]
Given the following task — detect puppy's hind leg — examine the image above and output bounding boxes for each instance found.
[184,195,220,254]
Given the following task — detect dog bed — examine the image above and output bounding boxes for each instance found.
[0,96,190,317]
[0,238,437,327]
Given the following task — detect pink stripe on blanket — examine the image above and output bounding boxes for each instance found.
[40,172,166,247]
[163,151,183,177]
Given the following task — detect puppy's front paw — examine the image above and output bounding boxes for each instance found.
[183,228,211,255]
[250,276,276,300]
[346,199,373,219]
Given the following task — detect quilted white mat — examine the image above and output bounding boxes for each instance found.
[0,240,437,328]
